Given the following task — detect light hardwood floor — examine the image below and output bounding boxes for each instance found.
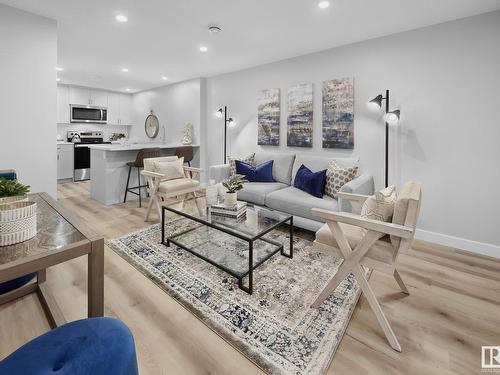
[1,181,499,374]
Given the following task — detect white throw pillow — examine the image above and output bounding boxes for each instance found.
[325,160,358,198]
[153,157,185,180]
[361,185,397,222]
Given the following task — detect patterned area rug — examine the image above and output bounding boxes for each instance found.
[108,219,365,375]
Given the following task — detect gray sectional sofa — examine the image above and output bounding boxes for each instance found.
[209,152,374,232]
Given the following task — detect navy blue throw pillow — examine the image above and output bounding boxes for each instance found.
[235,160,275,182]
[293,164,327,198]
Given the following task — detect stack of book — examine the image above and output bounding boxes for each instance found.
[210,201,247,220]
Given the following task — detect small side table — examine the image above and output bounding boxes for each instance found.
[0,193,105,328]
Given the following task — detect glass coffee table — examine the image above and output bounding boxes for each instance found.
[161,197,293,294]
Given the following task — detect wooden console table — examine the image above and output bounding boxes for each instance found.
[0,193,104,327]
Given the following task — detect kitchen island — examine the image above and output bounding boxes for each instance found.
[89,143,200,205]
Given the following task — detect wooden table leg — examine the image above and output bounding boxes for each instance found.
[37,283,67,328]
[37,269,47,284]
[88,238,104,317]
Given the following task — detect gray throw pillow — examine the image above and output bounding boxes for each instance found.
[325,161,358,198]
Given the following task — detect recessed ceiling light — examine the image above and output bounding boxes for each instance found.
[318,0,330,9]
[161,76,168,81]
[55,67,63,72]
[121,68,129,72]
[56,77,61,82]
[199,46,208,53]
[208,25,221,34]
[125,88,131,92]
[115,14,128,23]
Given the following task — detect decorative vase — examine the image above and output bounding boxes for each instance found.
[224,192,237,207]
[0,201,37,246]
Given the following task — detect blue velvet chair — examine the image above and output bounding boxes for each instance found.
[0,169,37,296]
[0,317,139,375]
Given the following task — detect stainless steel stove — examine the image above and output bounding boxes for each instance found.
[67,131,111,182]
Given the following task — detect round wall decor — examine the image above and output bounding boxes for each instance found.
[145,111,159,138]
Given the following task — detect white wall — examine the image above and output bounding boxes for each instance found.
[0,5,57,197]
[130,78,202,144]
[130,78,204,170]
[205,11,500,256]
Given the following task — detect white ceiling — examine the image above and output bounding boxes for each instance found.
[2,0,499,93]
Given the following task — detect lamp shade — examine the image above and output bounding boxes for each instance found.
[368,94,383,108]
[385,109,400,124]
[215,108,224,119]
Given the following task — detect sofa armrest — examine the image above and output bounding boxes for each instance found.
[209,164,230,183]
[338,174,375,213]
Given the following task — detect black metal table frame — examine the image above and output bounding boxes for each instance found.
[161,205,293,294]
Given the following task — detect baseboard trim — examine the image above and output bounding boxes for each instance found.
[415,229,500,260]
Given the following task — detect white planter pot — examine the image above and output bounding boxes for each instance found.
[224,192,237,207]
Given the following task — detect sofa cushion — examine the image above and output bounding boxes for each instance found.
[235,160,275,182]
[265,186,338,222]
[254,152,295,185]
[158,178,199,193]
[292,154,359,182]
[293,164,327,198]
[238,182,287,206]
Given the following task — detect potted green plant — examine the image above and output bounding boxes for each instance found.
[0,178,30,204]
[222,174,247,206]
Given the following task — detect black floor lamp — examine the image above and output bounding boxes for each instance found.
[216,106,234,164]
[369,90,401,188]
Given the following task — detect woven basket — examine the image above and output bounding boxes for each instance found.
[0,194,28,204]
[0,201,37,246]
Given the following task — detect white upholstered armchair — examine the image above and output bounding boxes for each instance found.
[141,156,203,221]
[311,181,422,352]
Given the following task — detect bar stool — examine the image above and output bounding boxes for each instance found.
[174,146,193,167]
[124,148,161,207]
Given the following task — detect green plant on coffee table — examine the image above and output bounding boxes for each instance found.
[222,174,248,193]
[0,178,30,198]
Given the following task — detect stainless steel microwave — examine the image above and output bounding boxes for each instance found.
[70,105,107,124]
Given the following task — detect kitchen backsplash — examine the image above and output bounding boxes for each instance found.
[57,123,130,141]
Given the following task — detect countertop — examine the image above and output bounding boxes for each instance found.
[87,143,199,151]
[57,141,73,145]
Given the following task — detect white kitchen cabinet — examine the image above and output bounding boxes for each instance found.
[107,92,120,125]
[57,144,74,180]
[119,94,132,125]
[57,85,70,123]
[91,89,108,107]
[69,86,108,107]
[107,93,133,125]
[69,86,91,105]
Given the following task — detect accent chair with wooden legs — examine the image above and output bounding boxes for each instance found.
[311,181,422,352]
[141,156,203,221]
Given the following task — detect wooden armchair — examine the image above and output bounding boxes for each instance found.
[141,156,203,221]
[311,181,422,352]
